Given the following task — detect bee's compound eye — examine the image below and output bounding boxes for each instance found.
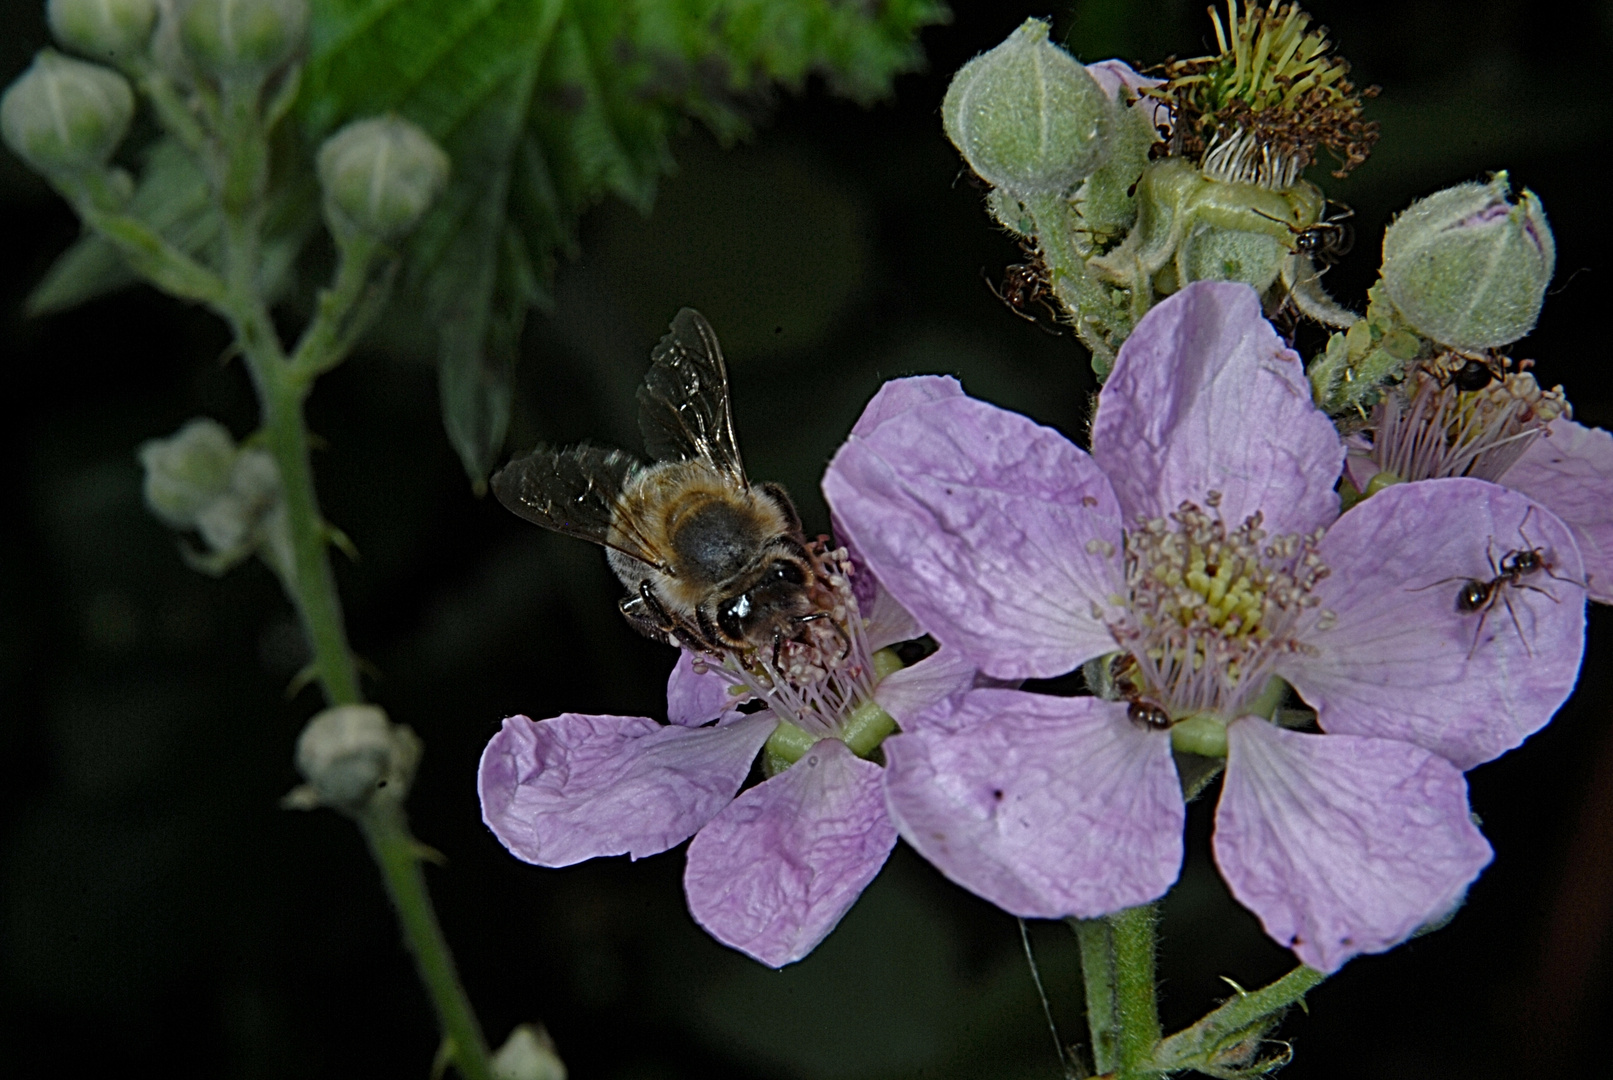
[717,593,752,640]
[771,560,805,586]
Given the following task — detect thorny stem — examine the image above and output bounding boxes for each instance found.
[1151,965,1325,1073]
[86,73,499,1080]
[362,802,495,1080]
[1111,904,1164,1079]
[1070,916,1120,1074]
[1074,903,1325,1078]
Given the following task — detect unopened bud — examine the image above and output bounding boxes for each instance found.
[942,19,1111,198]
[138,417,238,529]
[48,0,158,64]
[317,115,450,241]
[1,50,134,174]
[286,705,422,813]
[138,418,292,576]
[192,447,280,554]
[180,0,308,81]
[493,1025,567,1080]
[1381,172,1554,350]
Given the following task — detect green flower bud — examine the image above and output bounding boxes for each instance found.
[317,115,451,241]
[1381,172,1555,350]
[137,417,238,528]
[180,0,308,81]
[942,18,1111,198]
[285,705,422,814]
[138,418,293,577]
[47,0,157,63]
[1,49,134,174]
[492,1025,568,1080]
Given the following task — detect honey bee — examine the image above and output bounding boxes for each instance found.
[492,309,819,659]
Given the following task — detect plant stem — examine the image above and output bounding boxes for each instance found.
[201,88,497,1080]
[1110,904,1163,1079]
[363,802,495,1080]
[1072,905,1162,1079]
[1151,965,1325,1073]
[1070,916,1120,1075]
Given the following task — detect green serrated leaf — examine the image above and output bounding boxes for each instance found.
[301,0,946,481]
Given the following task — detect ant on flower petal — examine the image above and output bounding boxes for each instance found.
[1412,506,1583,657]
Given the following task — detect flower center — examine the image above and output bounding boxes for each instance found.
[696,541,901,767]
[1108,494,1329,722]
[1364,354,1569,486]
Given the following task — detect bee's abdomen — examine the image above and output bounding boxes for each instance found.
[671,499,763,584]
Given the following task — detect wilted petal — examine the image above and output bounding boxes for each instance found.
[667,651,748,726]
[1503,418,1613,603]
[882,689,1183,918]
[825,392,1125,680]
[1286,478,1586,769]
[1214,719,1492,974]
[684,739,897,967]
[873,645,978,732]
[1091,282,1343,536]
[478,711,775,866]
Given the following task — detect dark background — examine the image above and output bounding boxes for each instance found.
[4,1,1611,1076]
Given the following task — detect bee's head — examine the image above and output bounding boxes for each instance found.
[713,551,813,646]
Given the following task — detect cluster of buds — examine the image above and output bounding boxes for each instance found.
[3,0,448,252]
[943,3,1555,397]
[138,417,293,577]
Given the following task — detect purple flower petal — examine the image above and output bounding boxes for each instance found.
[1085,58,1162,102]
[847,374,966,438]
[1503,418,1613,603]
[683,739,897,967]
[1084,58,1170,134]
[882,689,1183,918]
[1091,282,1343,536]
[478,711,776,867]
[1285,477,1586,769]
[858,558,924,650]
[1214,718,1492,974]
[667,650,747,726]
[873,645,978,732]
[825,392,1125,680]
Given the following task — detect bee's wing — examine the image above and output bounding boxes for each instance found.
[637,308,747,482]
[491,445,669,569]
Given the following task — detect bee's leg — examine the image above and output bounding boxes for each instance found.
[623,581,711,654]
[794,611,851,661]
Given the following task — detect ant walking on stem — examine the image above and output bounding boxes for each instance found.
[984,242,1063,333]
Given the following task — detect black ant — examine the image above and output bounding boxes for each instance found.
[1256,203,1356,270]
[984,243,1062,334]
[1127,698,1173,730]
[1415,508,1580,657]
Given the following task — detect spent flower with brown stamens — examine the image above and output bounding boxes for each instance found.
[1149,1,1379,186]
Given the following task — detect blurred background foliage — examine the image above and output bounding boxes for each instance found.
[3,1,1612,1077]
